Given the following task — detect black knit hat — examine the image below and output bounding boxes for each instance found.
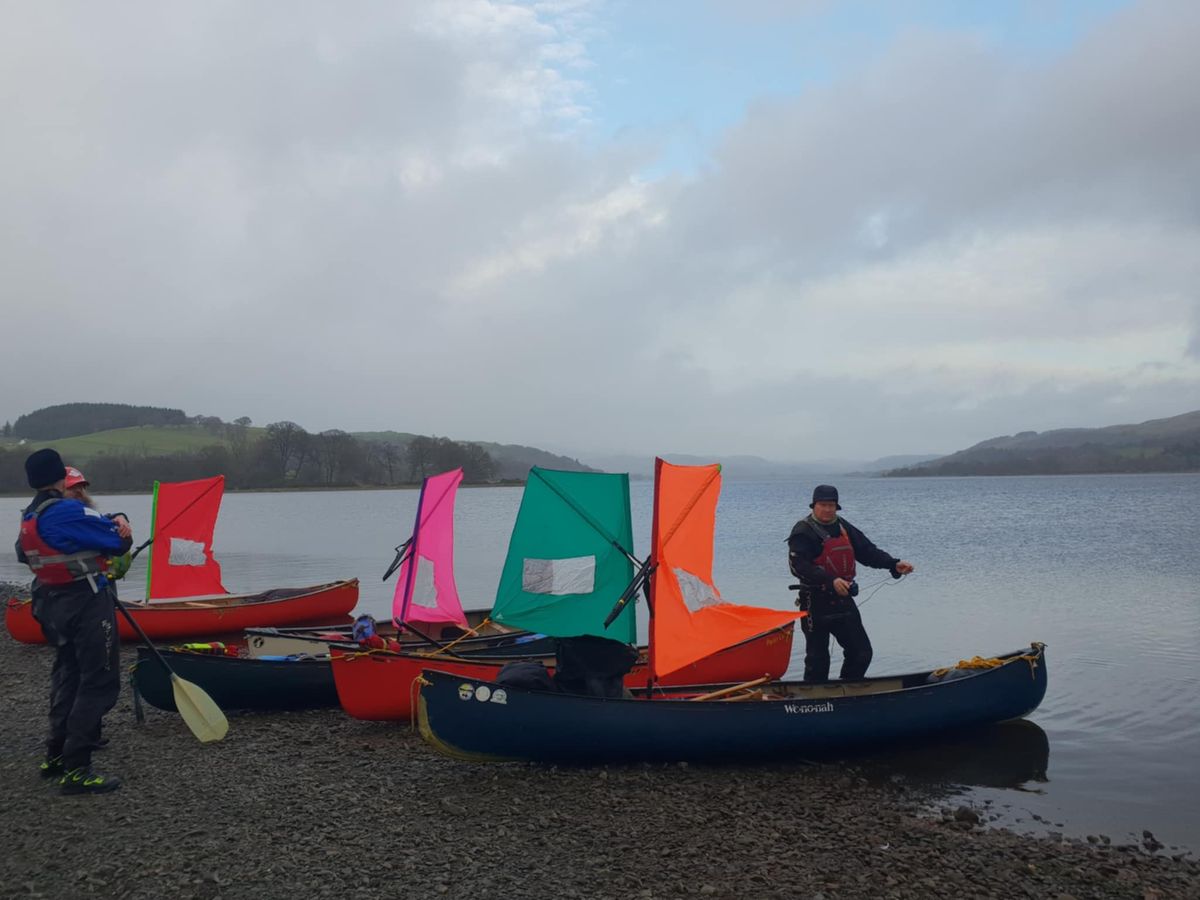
[809,484,841,510]
[25,448,67,489]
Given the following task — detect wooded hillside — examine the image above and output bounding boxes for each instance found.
[886,410,1200,476]
[1,407,596,493]
[10,403,188,439]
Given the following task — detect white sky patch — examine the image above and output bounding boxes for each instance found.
[541,39,591,69]
[450,180,665,295]
[650,221,1200,398]
[422,0,596,129]
[416,0,552,42]
[395,154,443,191]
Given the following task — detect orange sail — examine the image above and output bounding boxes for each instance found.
[649,458,803,681]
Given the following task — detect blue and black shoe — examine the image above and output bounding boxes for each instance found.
[60,767,121,795]
[38,756,64,779]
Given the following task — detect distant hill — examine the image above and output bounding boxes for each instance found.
[352,431,596,480]
[886,410,1200,476]
[581,452,940,480]
[12,403,188,440]
[844,454,943,476]
[469,441,597,480]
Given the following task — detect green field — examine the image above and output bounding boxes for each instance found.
[0,425,265,461]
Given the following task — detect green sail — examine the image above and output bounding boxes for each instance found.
[492,468,637,642]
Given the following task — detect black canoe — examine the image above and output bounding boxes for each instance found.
[133,635,599,714]
[418,643,1048,764]
[133,647,339,712]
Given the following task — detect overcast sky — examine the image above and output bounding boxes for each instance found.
[2,0,1197,461]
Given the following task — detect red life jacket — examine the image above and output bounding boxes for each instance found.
[812,521,856,583]
[18,498,109,588]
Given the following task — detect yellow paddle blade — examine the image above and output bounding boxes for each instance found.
[170,674,229,743]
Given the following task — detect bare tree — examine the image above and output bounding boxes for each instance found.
[313,430,360,484]
[264,421,309,480]
[380,442,404,484]
[406,436,435,481]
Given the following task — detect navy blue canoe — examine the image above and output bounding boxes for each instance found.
[418,643,1047,764]
[133,646,340,712]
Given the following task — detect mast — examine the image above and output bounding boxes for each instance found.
[144,480,160,600]
[646,457,665,696]
[396,475,428,626]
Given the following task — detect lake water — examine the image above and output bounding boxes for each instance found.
[4,473,1199,852]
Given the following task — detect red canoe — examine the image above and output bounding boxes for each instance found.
[332,621,795,721]
[4,579,359,644]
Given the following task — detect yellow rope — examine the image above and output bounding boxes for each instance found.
[410,674,433,730]
[336,647,402,661]
[929,656,1003,678]
[414,619,491,658]
[931,646,1043,681]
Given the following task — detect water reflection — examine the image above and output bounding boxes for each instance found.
[850,720,1050,791]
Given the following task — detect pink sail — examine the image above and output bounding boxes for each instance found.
[392,468,467,627]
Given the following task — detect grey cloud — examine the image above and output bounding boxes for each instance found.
[2,1,1197,461]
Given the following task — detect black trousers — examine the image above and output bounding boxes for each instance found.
[801,601,873,683]
[31,582,120,770]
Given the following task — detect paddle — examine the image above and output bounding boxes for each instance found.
[114,597,229,743]
[381,538,413,583]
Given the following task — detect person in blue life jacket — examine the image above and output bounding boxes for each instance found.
[786,484,914,683]
[62,466,134,581]
[15,449,132,795]
[60,464,133,756]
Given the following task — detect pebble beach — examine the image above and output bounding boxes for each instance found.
[2,611,1199,900]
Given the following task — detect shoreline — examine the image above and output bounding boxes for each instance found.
[0,480,527,499]
[2,636,1197,899]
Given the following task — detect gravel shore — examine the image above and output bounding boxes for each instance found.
[2,628,1198,900]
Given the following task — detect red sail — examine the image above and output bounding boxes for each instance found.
[146,476,227,600]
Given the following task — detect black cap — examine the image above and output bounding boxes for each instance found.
[810,484,841,510]
[25,448,67,489]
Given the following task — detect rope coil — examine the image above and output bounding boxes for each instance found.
[931,647,1043,681]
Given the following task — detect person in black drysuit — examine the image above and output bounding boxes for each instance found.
[15,449,131,795]
[787,484,913,683]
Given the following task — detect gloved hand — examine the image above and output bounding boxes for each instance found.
[107,552,132,581]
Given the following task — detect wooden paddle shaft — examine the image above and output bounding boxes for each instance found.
[688,674,771,702]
